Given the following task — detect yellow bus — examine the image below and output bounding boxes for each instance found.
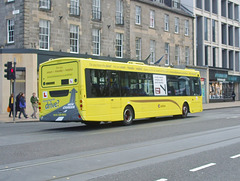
[39,57,202,125]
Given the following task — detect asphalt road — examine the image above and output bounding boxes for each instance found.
[0,108,240,181]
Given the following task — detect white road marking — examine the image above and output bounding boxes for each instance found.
[189,163,216,172]
[230,154,240,159]
[156,179,168,181]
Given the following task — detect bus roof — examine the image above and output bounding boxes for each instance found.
[40,57,200,77]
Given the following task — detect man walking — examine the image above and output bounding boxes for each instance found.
[30,92,38,119]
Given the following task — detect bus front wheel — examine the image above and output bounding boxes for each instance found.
[182,103,189,118]
[123,106,134,126]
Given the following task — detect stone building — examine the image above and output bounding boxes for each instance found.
[0,0,194,114]
[130,0,194,67]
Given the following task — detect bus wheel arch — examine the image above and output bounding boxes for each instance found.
[182,102,189,118]
[123,105,135,126]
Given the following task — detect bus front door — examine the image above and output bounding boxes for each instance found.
[109,71,122,121]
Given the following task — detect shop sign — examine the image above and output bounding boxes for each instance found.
[215,73,227,79]
[227,76,240,82]
[217,78,226,82]
[200,78,205,85]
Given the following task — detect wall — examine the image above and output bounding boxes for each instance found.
[0,53,38,114]
[0,0,24,49]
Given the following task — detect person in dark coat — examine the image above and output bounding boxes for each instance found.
[8,93,14,117]
[232,91,236,101]
[19,93,28,119]
[15,92,22,117]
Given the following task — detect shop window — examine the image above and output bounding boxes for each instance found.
[209,82,234,100]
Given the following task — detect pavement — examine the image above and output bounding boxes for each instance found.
[0,101,240,123]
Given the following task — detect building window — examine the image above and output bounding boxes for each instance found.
[212,20,216,42]
[205,45,208,65]
[213,47,216,67]
[70,0,80,16]
[136,37,142,60]
[196,0,202,9]
[175,45,180,65]
[152,0,164,2]
[204,0,210,12]
[116,33,123,58]
[39,20,50,50]
[70,24,79,53]
[164,14,169,31]
[172,0,180,8]
[150,40,156,64]
[175,17,179,33]
[185,46,190,65]
[185,20,189,36]
[39,0,51,10]
[7,19,14,43]
[116,0,124,25]
[92,29,100,56]
[165,43,169,65]
[150,10,155,28]
[92,0,101,20]
[204,17,208,41]
[235,4,239,22]
[135,6,141,25]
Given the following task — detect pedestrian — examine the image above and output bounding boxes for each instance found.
[8,93,14,117]
[15,92,22,117]
[19,93,28,119]
[30,92,38,119]
[232,91,236,101]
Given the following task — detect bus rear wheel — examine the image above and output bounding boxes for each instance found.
[123,106,134,126]
[182,103,189,118]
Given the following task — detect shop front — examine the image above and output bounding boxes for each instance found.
[209,69,240,102]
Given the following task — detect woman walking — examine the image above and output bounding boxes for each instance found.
[8,93,14,117]
[19,93,28,119]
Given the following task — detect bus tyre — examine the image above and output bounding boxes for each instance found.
[123,106,134,126]
[182,103,189,118]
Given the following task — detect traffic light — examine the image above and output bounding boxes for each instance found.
[9,67,15,80]
[4,61,15,80]
[4,62,12,80]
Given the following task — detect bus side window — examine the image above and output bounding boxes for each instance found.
[178,77,190,96]
[120,72,138,96]
[190,77,201,96]
[110,71,120,97]
[87,69,109,98]
[138,73,153,96]
[167,76,178,96]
